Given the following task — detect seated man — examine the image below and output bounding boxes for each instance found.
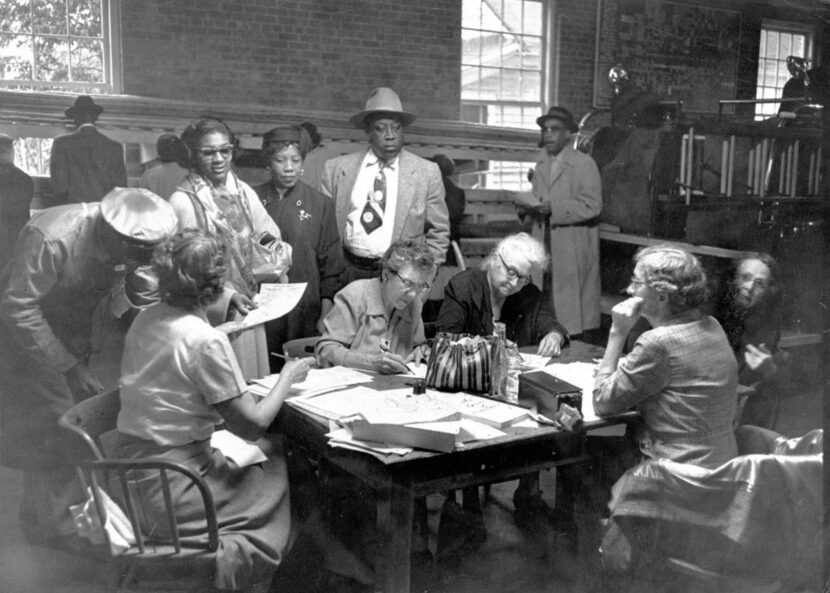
[593,244,738,469]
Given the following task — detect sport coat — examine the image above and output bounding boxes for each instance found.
[49,125,127,206]
[321,148,449,266]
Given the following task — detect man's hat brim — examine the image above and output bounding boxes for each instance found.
[350,110,416,129]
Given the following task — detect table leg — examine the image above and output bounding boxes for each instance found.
[375,481,414,593]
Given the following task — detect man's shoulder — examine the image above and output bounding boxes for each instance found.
[26,203,97,243]
[327,150,365,169]
[400,149,439,172]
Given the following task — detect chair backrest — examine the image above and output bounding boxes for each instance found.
[59,388,220,561]
[59,388,121,460]
[282,336,319,359]
[451,240,466,271]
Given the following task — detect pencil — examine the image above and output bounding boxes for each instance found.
[270,351,292,360]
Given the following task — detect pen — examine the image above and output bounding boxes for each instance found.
[379,341,414,374]
[270,352,292,361]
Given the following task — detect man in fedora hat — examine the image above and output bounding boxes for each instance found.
[0,187,176,549]
[321,86,449,285]
[528,106,602,338]
[49,95,127,206]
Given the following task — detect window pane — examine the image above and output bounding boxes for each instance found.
[462,28,482,65]
[462,0,482,29]
[0,2,33,34]
[778,33,792,59]
[521,35,541,70]
[33,0,67,35]
[762,60,777,86]
[34,35,69,80]
[776,60,789,88]
[70,37,101,81]
[792,35,805,56]
[523,0,542,37]
[69,0,101,37]
[0,34,33,80]
[461,65,482,100]
[481,0,503,32]
[764,31,779,60]
[498,68,521,101]
[520,69,540,101]
[501,33,520,69]
[477,66,502,101]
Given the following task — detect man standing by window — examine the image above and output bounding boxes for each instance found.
[49,95,127,207]
[528,107,602,338]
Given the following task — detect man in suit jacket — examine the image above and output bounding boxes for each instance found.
[321,87,449,286]
[0,134,32,270]
[49,95,127,206]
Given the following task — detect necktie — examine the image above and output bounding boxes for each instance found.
[360,163,386,234]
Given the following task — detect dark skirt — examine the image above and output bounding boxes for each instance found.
[116,434,291,590]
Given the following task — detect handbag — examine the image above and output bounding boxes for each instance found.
[249,231,292,283]
[69,485,136,556]
[425,332,493,393]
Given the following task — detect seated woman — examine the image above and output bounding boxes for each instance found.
[594,244,738,469]
[316,240,433,374]
[116,229,313,591]
[714,253,786,428]
[435,233,571,551]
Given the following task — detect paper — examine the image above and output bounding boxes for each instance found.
[251,366,373,400]
[210,429,267,467]
[440,391,530,429]
[394,362,427,379]
[326,427,412,456]
[458,419,507,442]
[520,352,551,370]
[233,282,308,329]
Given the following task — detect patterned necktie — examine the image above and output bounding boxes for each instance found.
[360,162,386,234]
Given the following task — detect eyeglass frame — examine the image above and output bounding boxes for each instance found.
[196,145,234,159]
[388,268,430,294]
[497,252,531,286]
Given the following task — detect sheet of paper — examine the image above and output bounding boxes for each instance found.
[520,352,551,370]
[210,430,267,467]
[458,418,507,442]
[393,362,427,380]
[326,427,412,456]
[236,282,308,329]
[251,366,373,399]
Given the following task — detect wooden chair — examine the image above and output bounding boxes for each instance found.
[58,389,220,591]
[281,336,319,359]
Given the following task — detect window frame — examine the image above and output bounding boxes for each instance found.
[0,0,122,93]
[754,19,814,119]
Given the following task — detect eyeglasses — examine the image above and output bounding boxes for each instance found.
[497,253,531,286]
[196,146,233,158]
[390,269,430,294]
[629,276,648,287]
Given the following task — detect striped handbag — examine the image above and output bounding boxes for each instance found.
[425,333,494,393]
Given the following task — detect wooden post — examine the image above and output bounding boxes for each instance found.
[727,135,735,196]
[791,140,800,197]
[720,138,729,195]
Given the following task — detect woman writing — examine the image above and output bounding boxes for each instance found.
[169,117,291,379]
[253,126,344,363]
[594,244,738,469]
[116,229,313,591]
[316,240,433,374]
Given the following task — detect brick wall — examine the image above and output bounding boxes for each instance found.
[554,0,599,118]
[121,0,461,120]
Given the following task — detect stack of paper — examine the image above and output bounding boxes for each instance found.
[441,392,531,429]
[520,352,551,370]
[210,430,267,467]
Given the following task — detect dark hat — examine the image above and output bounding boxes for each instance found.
[65,95,104,119]
[261,126,302,149]
[350,87,416,129]
[100,187,177,244]
[536,106,578,133]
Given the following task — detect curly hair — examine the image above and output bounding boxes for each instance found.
[153,229,227,311]
[635,244,707,312]
[380,240,435,275]
[483,232,548,276]
[180,117,236,171]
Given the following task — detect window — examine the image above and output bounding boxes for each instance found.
[0,0,120,93]
[461,0,545,190]
[755,21,813,119]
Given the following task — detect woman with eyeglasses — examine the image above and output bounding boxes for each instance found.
[315,240,433,374]
[594,244,738,469]
[714,252,786,428]
[169,117,291,379]
[436,232,568,356]
[433,233,570,558]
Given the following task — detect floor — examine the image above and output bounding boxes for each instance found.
[0,339,824,593]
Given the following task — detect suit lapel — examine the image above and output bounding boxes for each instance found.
[334,151,366,233]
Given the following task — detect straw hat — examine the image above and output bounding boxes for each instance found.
[349,87,416,128]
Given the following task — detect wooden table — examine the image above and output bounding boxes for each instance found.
[277,341,635,593]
